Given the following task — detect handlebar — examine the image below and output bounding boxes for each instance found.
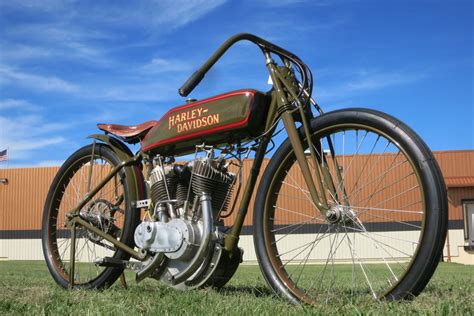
[178,70,205,97]
[178,33,310,97]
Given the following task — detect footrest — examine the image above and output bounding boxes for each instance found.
[95,257,128,268]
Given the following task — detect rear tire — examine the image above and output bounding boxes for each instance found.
[253,109,448,304]
[42,144,139,289]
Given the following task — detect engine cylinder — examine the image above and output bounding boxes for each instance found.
[149,166,176,203]
[176,182,193,207]
[191,159,235,213]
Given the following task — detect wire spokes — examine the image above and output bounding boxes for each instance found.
[266,126,425,303]
[49,155,127,285]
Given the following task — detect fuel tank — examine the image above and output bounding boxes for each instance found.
[141,89,270,155]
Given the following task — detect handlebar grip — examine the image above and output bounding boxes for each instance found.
[179,71,205,97]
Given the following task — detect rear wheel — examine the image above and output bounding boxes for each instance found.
[254,109,448,304]
[42,144,139,289]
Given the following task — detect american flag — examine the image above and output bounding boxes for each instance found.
[0,149,7,162]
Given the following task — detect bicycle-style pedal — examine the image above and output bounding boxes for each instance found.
[95,257,128,268]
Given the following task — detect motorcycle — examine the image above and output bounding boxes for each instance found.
[41,33,448,304]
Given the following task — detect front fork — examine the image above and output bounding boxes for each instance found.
[266,56,345,217]
[224,59,347,253]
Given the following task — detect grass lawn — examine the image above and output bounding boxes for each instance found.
[0,261,472,315]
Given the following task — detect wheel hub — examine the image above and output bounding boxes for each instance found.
[326,205,357,225]
[81,199,116,242]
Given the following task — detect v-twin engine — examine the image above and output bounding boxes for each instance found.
[149,157,235,214]
[133,155,241,288]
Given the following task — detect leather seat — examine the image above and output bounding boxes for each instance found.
[97,121,158,143]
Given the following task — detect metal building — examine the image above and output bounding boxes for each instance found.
[1,150,473,264]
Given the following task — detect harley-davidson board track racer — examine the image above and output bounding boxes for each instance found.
[42,33,448,304]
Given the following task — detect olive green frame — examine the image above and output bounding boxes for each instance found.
[64,33,346,283]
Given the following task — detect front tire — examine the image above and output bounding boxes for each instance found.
[42,144,139,289]
[253,109,448,304]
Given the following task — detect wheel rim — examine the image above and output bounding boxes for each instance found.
[263,124,426,304]
[46,154,127,286]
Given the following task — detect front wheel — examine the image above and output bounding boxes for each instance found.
[254,109,448,304]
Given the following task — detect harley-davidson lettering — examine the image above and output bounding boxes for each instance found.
[168,107,220,133]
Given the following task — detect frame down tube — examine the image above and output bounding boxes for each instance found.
[224,132,274,253]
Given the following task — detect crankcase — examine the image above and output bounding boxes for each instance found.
[134,219,199,258]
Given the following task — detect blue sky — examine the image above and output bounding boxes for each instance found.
[0,0,472,167]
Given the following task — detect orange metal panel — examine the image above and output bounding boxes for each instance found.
[0,167,58,231]
[0,150,473,232]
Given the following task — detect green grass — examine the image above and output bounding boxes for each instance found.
[0,261,472,315]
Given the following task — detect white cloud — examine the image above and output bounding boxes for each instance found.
[139,57,192,74]
[99,82,178,103]
[258,0,322,6]
[36,160,65,167]
[315,69,425,102]
[150,0,227,29]
[256,0,343,6]
[0,40,112,69]
[343,71,424,92]
[0,114,69,161]
[71,1,227,32]
[0,66,79,93]
[0,1,227,85]
[8,137,65,152]
[0,43,53,62]
[0,114,70,138]
[2,1,227,40]
[0,0,69,12]
[0,99,40,111]
[2,22,107,44]
[0,136,66,160]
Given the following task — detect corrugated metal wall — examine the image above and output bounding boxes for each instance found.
[435,150,474,177]
[0,167,57,233]
[1,150,473,261]
[222,151,474,227]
